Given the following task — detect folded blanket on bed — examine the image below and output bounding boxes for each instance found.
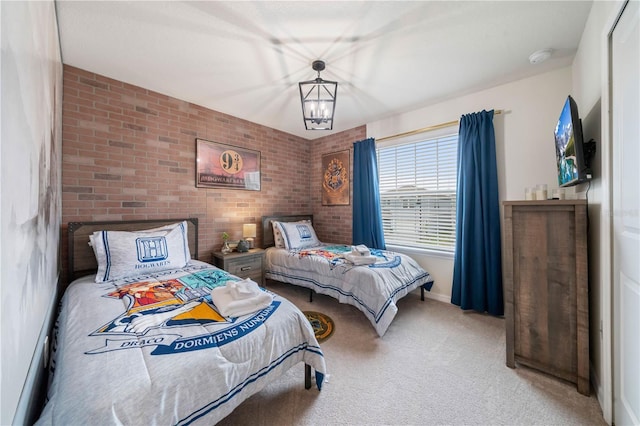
[351,244,371,256]
[211,278,273,317]
[344,252,377,265]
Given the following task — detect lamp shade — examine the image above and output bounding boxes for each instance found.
[242,223,257,239]
[299,60,337,130]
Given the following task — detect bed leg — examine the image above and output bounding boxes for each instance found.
[309,289,313,303]
[421,285,425,301]
[305,364,311,389]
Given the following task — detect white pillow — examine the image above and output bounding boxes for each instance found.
[90,221,191,282]
[275,220,320,250]
[270,220,285,248]
[88,220,187,250]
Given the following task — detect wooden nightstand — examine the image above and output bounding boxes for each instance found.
[212,248,265,286]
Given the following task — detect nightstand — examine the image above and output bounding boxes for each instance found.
[212,248,265,286]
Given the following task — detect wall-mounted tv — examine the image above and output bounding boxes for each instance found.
[554,95,595,187]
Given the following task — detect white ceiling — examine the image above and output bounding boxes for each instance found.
[55,1,593,140]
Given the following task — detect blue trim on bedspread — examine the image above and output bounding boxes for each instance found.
[178,343,324,425]
[102,232,111,281]
[266,270,433,324]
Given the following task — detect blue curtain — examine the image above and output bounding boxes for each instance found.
[352,138,386,249]
[451,110,503,316]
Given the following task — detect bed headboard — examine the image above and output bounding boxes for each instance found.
[261,214,313,248]
[67,218,198,283]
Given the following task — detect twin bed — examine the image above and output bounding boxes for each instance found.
[261,215,434,337]
[37,215,434,424]
[36,219,325,425]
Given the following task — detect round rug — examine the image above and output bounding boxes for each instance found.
[303,311,335,343]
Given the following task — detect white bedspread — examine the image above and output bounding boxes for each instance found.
[265,244,433,336]
[36,260,325,425]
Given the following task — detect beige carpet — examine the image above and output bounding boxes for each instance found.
[217,281,605,426]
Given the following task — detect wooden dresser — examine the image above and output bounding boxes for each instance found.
[502,200,589,395]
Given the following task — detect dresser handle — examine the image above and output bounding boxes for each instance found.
[240,266,252,271]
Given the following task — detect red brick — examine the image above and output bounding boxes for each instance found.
[62,65,361,284]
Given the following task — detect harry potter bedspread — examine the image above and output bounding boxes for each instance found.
[36,261,325,425]
[265,244,434,337]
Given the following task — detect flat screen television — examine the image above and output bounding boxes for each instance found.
[554,95,595,187]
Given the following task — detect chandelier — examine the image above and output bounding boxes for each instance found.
[298,60,337,130]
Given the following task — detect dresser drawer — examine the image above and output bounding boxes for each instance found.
[226,255,262,277]
[212,249,265,285]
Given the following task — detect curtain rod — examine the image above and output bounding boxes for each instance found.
[376,109,503,143]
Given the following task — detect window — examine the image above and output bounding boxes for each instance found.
[377,132,458,253]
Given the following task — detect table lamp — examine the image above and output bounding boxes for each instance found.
[242,223,257,248]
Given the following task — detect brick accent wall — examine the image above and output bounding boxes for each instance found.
[62,65,311,280]
[310,126,366,244]
[61,65,369,283]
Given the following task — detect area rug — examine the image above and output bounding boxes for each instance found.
[303,311,334,343]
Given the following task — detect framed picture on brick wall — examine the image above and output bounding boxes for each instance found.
[196,138,261,190]
[321,149,350,205]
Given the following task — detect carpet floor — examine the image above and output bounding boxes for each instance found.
[217,281,605,425]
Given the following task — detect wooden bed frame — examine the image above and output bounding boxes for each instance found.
[66,217,313,389]
[67,218,199,283]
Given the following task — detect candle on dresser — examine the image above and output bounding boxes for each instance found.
[525,187,536,200]
[536,184,548,200]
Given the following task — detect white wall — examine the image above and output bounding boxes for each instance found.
[0,1,62,424]
[368,67,572,301]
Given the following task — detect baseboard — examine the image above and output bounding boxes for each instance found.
[590,359,610,424]
[13,280,59,426]
[423,291,451,304]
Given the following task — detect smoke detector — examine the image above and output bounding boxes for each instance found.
[529,48,553,64]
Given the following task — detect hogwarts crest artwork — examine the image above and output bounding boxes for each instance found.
[321,150,350,205]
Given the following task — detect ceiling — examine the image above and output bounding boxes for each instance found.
[55,1,593,140]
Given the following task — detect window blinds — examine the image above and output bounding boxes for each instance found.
[377,133,458,252]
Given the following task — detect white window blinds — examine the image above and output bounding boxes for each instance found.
[377,133,458,252]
